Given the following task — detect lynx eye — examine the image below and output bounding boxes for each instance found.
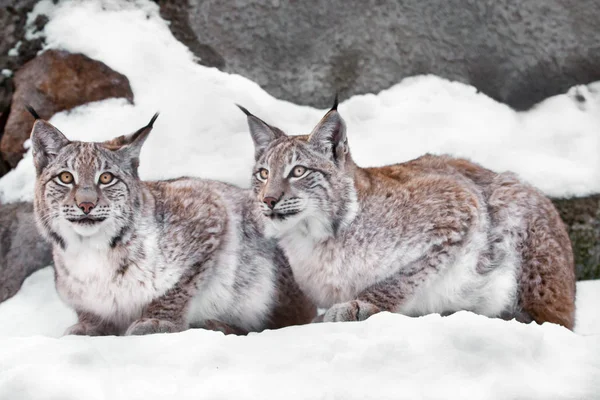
[58,171,74,184]
[290,165,307,178]
[99,172,115,185]
[257,168,269,181]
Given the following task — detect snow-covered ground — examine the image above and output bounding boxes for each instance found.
[0,268,599,400]
[1,1,599,398]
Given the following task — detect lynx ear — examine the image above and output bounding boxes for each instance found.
[237,104,284,160]
[115,113,159,162]
[28,106,70,174]
[307,95,348,163]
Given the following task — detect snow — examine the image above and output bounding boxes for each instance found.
[7,41,21,57]
[0,268,598,400]
[574,280,600,336]
[1,0,600,203]
[0,1,599,398]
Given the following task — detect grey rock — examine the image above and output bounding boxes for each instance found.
[156,0,225,69]
[0,201,52,303]
[167,0,600,110]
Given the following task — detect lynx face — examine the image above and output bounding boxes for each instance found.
[31,114,156,240]
[242,105,357,239]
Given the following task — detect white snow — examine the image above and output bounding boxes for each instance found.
[0,1,599,398]
[574,280,600,336]
[7,41,22,57]
[1,0,600,203]
[0,267,599,400]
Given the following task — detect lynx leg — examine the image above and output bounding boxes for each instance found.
[322,300,381,322]
[64,310,120,336]
[322,246,461,323]
[126,283,194,336]
[518,210,576,330]
[268,259,317,329]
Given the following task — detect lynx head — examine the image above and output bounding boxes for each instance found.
[29,106,158,244]
[240,99,358,239]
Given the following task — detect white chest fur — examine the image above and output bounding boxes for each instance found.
[56,234,182,328]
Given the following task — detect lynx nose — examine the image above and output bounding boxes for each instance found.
[263,197,279,209]
[78,202,96,215]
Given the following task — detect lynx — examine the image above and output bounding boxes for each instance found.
[30,107,314,336]
[239,100,576,329]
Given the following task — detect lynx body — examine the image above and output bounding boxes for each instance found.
[240,103,576,329]
[31,111,314,336]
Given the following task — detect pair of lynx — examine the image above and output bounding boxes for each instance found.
[28,99,576,337]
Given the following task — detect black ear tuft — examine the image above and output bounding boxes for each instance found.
[331,93,339,111]
[308,104,348,163]
[236,104,252,117]
[25,105,40,120]
[237,104,285,161]
[147,112,159,128]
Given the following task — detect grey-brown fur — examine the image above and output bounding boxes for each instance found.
[241,105,576,330]
[31,112,314,336]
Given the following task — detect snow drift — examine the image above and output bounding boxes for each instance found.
[0,269,599,400]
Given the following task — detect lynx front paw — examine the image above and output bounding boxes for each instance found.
[64,320,120,336]
[125,318,179,336]
[322,300,380,322]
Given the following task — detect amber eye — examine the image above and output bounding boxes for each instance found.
[291,166,307,178]
[58,171,74,184]
[99,172,114,185]
[258,168,269,180]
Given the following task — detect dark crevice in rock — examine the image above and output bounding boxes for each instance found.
[31,13,48,33]
[0,103,11,178]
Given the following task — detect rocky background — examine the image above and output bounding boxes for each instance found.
[158,0,600,110]
[0,0,599,300]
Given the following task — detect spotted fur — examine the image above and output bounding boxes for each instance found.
[241,105,576,330]
[31,113,315,336]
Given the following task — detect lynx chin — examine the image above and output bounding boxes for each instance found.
[239,99,576,330]
[30,107,314,336]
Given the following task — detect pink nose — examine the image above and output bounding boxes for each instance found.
[78,202,95,214]
[263,197,278,209]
